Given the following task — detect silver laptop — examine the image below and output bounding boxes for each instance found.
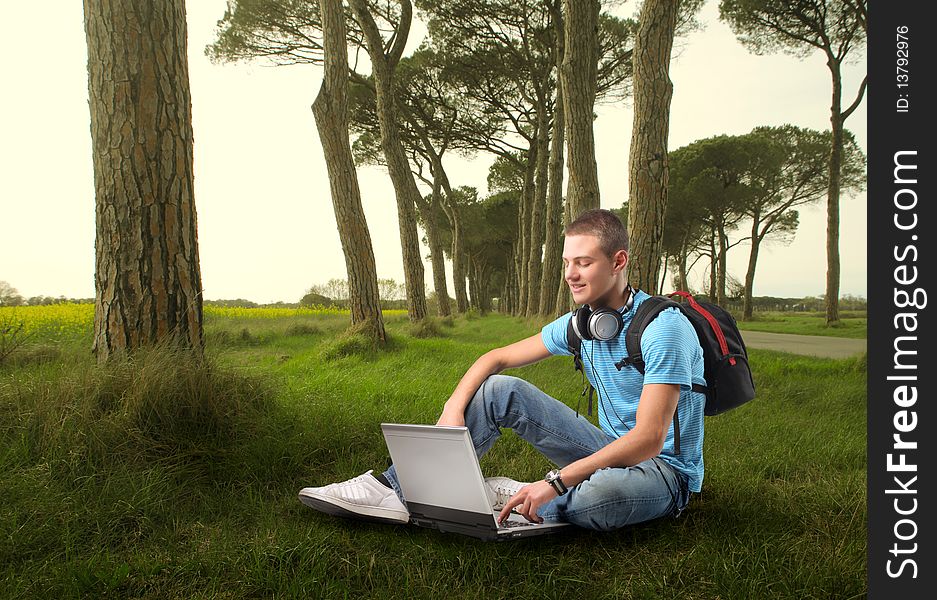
[381,423,571,541]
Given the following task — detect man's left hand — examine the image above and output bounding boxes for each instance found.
[497,480,558,524]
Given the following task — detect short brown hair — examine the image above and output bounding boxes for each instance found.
[564,209,629,257]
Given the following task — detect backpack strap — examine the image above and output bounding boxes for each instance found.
[616,296,680,375]
[566,318,595,416]
[566,317,583,372]
[614,296,685,456]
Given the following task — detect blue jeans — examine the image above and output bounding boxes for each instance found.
[384,375,691,531]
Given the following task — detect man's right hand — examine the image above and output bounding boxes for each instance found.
[435,403,465,427]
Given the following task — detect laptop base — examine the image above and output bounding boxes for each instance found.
[407,501,569,541]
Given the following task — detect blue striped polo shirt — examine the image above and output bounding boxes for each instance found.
[541,290,706,492]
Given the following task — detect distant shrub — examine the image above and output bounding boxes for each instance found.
[320,322,387,361]
[285,323,320,337]
[204,298,259,308]
[407,318,444,339]
[299,292,332,308]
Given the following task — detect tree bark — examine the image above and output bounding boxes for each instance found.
[555,194,574,316]
[432,168,468,313]
[84,0,203,361]
[677,242,689,292]
[539,87,565,316]
[742,207,762,321]
[517,141,538,315]
[311,0,386,342]
[349,0,427,321]
[414,185,451,316]
[408,117,459,317]
[538,5,566,317]
[474,261,493,313]
[627,0,678,295]
[450,209,469,313]
[561,0,601,216]
[708,228,717,301]
[825,59,843,325]
[717,221,728,306]
[526,107,550,316]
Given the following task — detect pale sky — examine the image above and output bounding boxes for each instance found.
[1,0,866,304]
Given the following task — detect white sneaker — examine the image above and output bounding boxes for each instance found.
[298,470,410,524]
[485,476,529,510]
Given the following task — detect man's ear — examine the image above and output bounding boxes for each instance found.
[612,250,628,274]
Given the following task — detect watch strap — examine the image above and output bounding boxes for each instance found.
[545,469,568,495]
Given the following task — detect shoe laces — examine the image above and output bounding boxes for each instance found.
[492,487,514,509]
[329,471,375,495]
[350,470,373,483]
[490,481,525,509]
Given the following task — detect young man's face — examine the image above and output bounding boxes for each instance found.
[562,234,628,307]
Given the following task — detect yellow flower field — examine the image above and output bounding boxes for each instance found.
[0,303,408,343]
[0,303,94,340]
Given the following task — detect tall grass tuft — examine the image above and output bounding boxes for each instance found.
[0,313,32,365]
[320,321,390,361]
[4,345,272,473]
[406,318,445,339]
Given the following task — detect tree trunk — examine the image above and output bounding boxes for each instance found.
[825,59,843,325]
[562,0,601,215]
[539,7,566,317]
[526,107,550,316]
[84,0,203,361]
[505,244,517,314]
[437,174,469,313]
[517,140,538,315]
[539,89,566,316]
[311,0,385,342]
[451,211,469,313]
[348,0,426,321]
[555,196,574,316]
[468,260,479,310]
[415,185,451,317]
[476,262,492,313]
[627,0,678,295]
[708,228,717,301]
[717,221,728,306]
[407,114,459,317]
[742,207,763,321]
[677,244,689,292]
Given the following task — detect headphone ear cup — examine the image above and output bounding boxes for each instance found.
[589,308,623,341]
[571,306,593,341]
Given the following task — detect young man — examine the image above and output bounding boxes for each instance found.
[300,209,705,531]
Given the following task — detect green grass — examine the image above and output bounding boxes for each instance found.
[0,311,866,599]
[735,311,866,339]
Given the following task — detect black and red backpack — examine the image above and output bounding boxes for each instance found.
[566,291,756,453]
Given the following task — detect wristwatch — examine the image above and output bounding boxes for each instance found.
[544,469,568,496]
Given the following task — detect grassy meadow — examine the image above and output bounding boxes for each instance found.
[0,304,866,599]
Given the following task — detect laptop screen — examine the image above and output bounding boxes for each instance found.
[381,424,493,516]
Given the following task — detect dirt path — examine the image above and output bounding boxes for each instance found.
[740,330,866,359]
